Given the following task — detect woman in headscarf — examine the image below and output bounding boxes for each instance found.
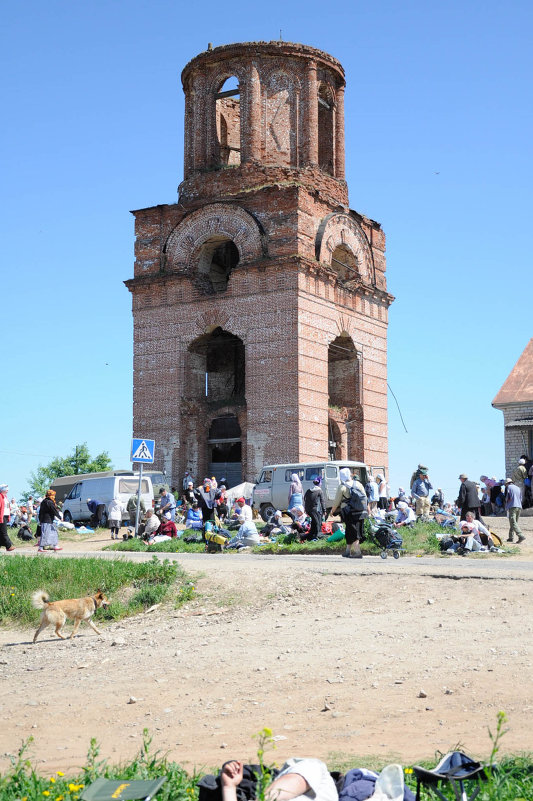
[38,489,63,552]
[331,468,368,558]
[288,473,303,512]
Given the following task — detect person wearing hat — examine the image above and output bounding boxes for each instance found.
[182,481,196,508]
[304,477,326,540]
[456,474,482,521]
[504,478,524,543]
[0,484,15,551]
[159,487,177,521]
[411,470,433,519]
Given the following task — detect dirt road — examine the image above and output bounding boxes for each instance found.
[1,516,532,775]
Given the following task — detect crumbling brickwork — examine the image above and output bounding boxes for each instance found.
[125,41,394,485]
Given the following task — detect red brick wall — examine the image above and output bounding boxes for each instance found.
[126,42,393,486]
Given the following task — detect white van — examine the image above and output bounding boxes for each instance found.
[62,475,154,525]
[252,460,369,521]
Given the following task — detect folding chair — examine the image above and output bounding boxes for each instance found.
[413,751,486,801]
[81,777,167,801]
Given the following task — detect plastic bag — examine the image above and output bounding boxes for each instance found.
[370,764,404,801]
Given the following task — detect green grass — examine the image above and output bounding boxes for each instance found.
[105,533,205,554]
[254,520,444,556]
[0,731,531,801]
[0,555,194,626]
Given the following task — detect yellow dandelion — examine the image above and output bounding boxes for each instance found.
[57,772,65,777]
[50,777,56,783]
[10,593,14,597]
[68,785,77,792]
[57,795,65,800]
[43,791,50,796]
[22,796,28,801]
[404,767,413,774]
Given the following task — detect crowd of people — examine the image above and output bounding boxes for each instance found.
[0,454,530,554]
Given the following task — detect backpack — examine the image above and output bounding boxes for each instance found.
[345,483,367,514]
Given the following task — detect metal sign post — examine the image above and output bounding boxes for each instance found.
[130,438,155,538]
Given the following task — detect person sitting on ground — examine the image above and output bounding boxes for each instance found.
[142,508,161,540]
[234,497,252,522]
[186,501,203,531]
[464,510,498,550]
[221,758,338,801]
[228,516,261,548]
[290,505,311,539]
[394,501,416,528]
[456,521,485,553]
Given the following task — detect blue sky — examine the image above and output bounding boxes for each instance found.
[2,0,532,502]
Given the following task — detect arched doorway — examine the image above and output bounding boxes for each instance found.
[208,414,242,487]
[328,334,363,461]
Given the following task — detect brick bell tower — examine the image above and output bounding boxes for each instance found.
[125,41,393,486]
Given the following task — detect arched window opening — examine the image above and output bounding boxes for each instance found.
[331,245,359,283]
[189,327,245,408]
[318,82,334,175]
[328,418,342,461]
[208,414,242,487]
[328,335,359,409]
[198,236,240,294]
[216,77,241,166]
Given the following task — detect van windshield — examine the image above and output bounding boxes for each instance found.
[119,479,150,494]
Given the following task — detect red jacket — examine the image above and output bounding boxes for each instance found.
[0,493,6,519]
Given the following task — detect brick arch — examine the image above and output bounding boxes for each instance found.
[316,213,374,284]
[165,203,266,274]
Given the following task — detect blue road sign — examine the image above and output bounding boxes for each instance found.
[131,438,155,463]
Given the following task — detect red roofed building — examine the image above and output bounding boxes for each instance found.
[492,339,533,476]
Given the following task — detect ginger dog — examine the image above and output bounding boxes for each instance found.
[32,590,109,643]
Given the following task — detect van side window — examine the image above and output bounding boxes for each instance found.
[285,469,304,482]
[325,466,337,478]
[119,478,150,494]
[260,470,272,483]
[305,467,324,481]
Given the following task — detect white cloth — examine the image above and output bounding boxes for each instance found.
[275,759,338,801]
[108,498,124,522]
[144,514,160,536]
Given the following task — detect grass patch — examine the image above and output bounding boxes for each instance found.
[0,555,194,627]
[106,533,205,554]
[254,520,443,556]
[0,730,531,801]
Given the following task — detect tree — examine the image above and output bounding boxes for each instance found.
[25,443,113,499]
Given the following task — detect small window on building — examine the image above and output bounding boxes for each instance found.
[318,82,334,175]
[331,245,359,282]
[198,236,240,293]
[216,77,241,166]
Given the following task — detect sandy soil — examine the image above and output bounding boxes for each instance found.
[1,516,532,776]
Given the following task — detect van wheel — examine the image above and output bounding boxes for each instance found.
[63,511,73,524]
[260,504,276,522]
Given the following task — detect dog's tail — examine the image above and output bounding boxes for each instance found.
[31,590,50,609]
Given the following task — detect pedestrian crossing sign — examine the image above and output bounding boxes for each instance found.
[131,438,155,463]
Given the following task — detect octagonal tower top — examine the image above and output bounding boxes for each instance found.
[179,41,348,204]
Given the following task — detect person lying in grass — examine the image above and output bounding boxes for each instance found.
[221,758,338,801]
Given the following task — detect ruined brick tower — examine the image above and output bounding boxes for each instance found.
[126,41,393,485]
